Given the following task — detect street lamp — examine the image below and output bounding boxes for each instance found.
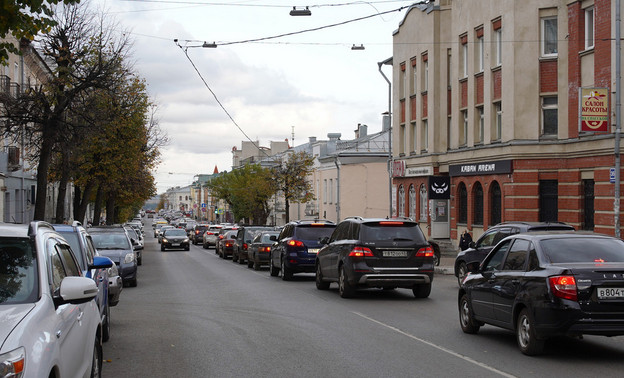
[378,57,393,218]
[290,6,311,16]
[202,41,217,48]
[351,44,365,50]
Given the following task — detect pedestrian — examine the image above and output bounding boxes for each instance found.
[459,230,473,251]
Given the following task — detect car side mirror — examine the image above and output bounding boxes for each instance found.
[466,261,480,273]
[319,236,329,245]
[469,241,476,249]
[269,235,277,241]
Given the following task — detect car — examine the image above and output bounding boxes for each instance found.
[454,221,575,285]
[191,224,210,245]
[160,228,190,251]
[157,225,175,243]
[458,231,624,355]
[88,226,138,287]
[217,230,238,258]
[269,220,336,280]
[53,223,120,342]
[315,217,434,298]
[232,225,275,265]
[0,221,108,377]
[202,225,224,249]
[124,225,143,265]
[247,230,279,270]
[214,226,237,255]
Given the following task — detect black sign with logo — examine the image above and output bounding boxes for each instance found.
[428,176,450,199]
[449,159,512,177]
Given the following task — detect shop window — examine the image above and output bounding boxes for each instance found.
[458,182,468,224]
[490,181,502,225]
[582,179,594,230]
[398,185,405,216]
[409,185,416,220]
[419,184,428,221]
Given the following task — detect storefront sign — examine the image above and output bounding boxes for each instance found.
[579,87,609,133]
[428,176,450,199]
[406,166,434,177]
[392,160,405,177]
[449,160,512,176]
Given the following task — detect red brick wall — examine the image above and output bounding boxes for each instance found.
[475,74,484,105]
[540,60,558,93]
[492,69,502,101]
[460,80,468,108]
[400,99,406,124]
[567,2,583,138]
[410,96,417,121]
[422,93,428,118]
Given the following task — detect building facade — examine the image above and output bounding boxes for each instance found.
[391,0,622,243]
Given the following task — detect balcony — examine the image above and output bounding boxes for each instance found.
[0,75,21,101]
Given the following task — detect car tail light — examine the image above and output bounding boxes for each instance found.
[379,221,404,225]
[259,246,270,252]
[225,241,233,248]
[195,230,200,235]
[287,239,304,247]
[243,243,248,250]
[219,234,224,239]
[348,246,373,257]
[416,246,434,258]
[549,275,578,301]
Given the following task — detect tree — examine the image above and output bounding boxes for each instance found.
[272,151,315,223]
[0,0,79,65]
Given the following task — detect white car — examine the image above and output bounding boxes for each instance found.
[0,222,108,377]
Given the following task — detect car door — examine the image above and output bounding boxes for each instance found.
[491,238,530,325]
[48,238,93,376]
[319,222,349,280]
[468,239,512,322]
[273,225,291,267]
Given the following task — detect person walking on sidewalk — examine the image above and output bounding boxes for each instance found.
[459,230,472,251]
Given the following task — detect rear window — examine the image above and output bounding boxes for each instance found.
[360,222,426,243]
[540,237,624,263]
[295,225,335,241]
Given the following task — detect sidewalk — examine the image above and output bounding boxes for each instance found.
[435,256,456,275]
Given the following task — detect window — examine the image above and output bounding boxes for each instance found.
[582,179,594,230]
[323,179,327,203]
[484,240,511,271]
[461,110,468,146]
[541,16,558,57]
[329,179,333,204]
[494,28,502,66]
[419,184,428,221]
[409,185,416,220]
[399,125,406,155]
[541,96,558,135]
[458,182,468,224]
[477,36,484,72]
[398,185,405,216]
[473,182,483,225]
[401,68,407,99]
[585,7,594,50]
[412,65,418,95]
[447,116,452,150]
[421,120,428,152]
[476,107,484,143]
[503,239,529,271]
[462,42,468,78]
[412,122,418,153]
[490,181,502,225]
[493,102,502,140]
[422,59,428,91]
[539,180,558,222]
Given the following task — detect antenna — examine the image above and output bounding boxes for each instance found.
[291,126,295,148]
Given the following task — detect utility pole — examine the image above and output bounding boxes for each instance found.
[616,0,621,238]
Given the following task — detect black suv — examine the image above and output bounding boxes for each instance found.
[190,224,210,245]
[269,220,336,280]
[232,225,275,265]
[315,217,434,298]
[454,221,575,285]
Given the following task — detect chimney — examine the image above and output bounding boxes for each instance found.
[309,136,317,143]
[382,113,390,131]
[355,124,368,138]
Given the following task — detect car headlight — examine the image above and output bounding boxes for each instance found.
[0,347,25,378]
[162,238,168,243]
[124,253,135,264]
[184,238,189,243]
[107,264,119,276]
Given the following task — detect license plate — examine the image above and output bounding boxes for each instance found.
[597,287,624,299]
[382,250,408,257]
[171,243,180,247]
[308,248,319,254]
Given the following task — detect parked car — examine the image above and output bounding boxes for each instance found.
[458,231,624,355]
[215,226,237,255]
[124,225,143,265]
[160,228,190,251]
[315,217,434,298]
[232,226,275,264]
[157,225,175,243]
[0,221,108,377]
[247,230,279,270]
[269,220,336,280]
[202,225,224,249]
[191,224,210,245]
[53,223,119,342]
[217,230,238,258]
[88,226,138,287]
[454,221,575,285]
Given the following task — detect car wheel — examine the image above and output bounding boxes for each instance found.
[238,256,245,265]
[269,257,279,277]
[161,245,165,251]
[202,242,208,249]
[338,266,355,298]
[102,304,111,342]
[253,260,261,271]
[315,263,330,290]
[459,294,480,334]
[232,253,238,262]
[184,246,189,251]
[433,253,440,267]
[138,257,142,266]
[90,337,103,378]
[281,258,293,281]
[457,262,468,286]
[517,308,545,356]
[248,258,254,268]
[130,277,137,287]
[412,283,431,298]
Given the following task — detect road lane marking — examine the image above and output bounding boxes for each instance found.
[352,311,516,378]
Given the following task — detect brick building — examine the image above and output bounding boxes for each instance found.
[390,0,622,244]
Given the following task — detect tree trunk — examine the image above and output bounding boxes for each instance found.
[93,184,103,225]
[75,180,95,224]
[73,186,81,221]
[106,191,115,225]
[34,125,55,221]
[284,198,290,223]
[54,150,71,224]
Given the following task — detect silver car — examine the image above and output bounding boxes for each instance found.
[0,222,107,377]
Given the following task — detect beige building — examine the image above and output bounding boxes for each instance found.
[391,0,622,244]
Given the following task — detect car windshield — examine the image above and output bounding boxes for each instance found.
[296,226,335,241]
[164,229,187,237]
[58,232,85,268]
[91,233,131,250]
[540,237,624,263]
[0,238,39,304]
[360,222,425,242]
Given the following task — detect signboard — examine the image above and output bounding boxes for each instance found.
[406,166,434,177]
[611,167,616,184]
[201,203,206,208]
[449,160,512,177]
[428,176,450,199]
[392,160,405,177]
[580,87,609,133]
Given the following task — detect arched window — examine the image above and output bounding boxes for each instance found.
[419,184,428,221]
[490,181,502,225]
[474,182,483,225]
[458,182,468,224]
[409,185,416,220]
[398,185,405,216]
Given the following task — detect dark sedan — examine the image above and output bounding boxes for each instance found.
[161,228,190,251]
[458,232,624,355]
[247,231,279,270]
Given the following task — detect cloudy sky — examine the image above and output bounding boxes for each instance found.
[97,0,414,193]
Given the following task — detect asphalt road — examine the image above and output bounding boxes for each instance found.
[102,223,624,377]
